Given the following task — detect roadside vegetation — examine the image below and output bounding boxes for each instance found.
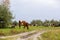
[40,29,60,40]
[0,26,44,36]
[0,26,60,40]
[0,26,60,36]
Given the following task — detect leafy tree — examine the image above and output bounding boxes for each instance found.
[12,21,18,26]
[50,19,59,27]
[43,20,50,27]
[35,20,43,26]
[30,20,36,26]
[30,20,43,26]
[0,5,13,28]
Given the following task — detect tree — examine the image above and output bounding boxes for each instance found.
[50,19,59,27]
[30,20,36,26]
[35,20,43,26]
[43,20,50,27]
[12,21,18,26]
[30,20,43,26]
[0,5,13,28]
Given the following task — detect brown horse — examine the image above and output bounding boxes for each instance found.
[19,20,29,29]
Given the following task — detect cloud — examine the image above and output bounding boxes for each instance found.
[10,0,60,22]
[10,0,60,9]
[20,0,60,8]
[37,0,59,8]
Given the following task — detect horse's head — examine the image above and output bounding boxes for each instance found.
[21,21,26,25]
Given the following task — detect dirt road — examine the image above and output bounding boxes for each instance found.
[17,31,46,40]
[0,30,47,40]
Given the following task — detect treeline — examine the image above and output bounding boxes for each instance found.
[12,19,60,27]
[30,19,60,27]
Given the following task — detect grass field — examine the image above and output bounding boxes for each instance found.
[41,29,60,40]
[0,26,60,36]
[0,26,43,36]
[0,26,60,40]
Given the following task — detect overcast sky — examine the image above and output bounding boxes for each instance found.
[10,0,60,22]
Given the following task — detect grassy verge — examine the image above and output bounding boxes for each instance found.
[0,36,18,40]
[0,26,60,40]
[0,26,42,36]
[0,26,60,36]
[41,29,60,40]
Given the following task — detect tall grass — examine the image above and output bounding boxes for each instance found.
[0,26,60,36]
[0,26,60,40]
[41,29,60,40]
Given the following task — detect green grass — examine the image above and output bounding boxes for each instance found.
[0,26,45,36]
[0,26,60,40]
[0,26,42,36]
[0,36,18,40]
[41,29,60,40]
[0,26,60,36]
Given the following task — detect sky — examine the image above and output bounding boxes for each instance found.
[10,0,60,22]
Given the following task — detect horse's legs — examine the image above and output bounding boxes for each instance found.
[19,25,20,27]
[19,24,21,28]
[26,25,29,29]
[23,25,29,29]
